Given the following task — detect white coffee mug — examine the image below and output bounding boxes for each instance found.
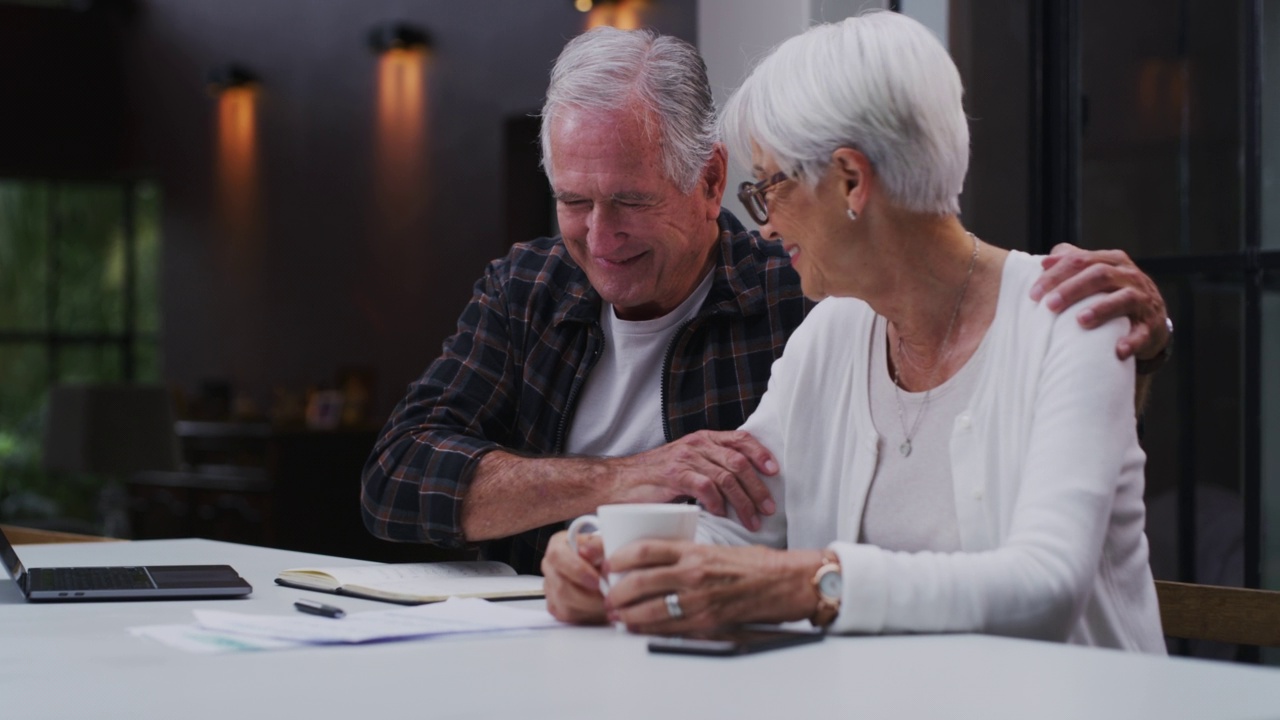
[567,503,700,592]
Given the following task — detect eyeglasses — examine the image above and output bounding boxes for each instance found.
[736,172,791,225]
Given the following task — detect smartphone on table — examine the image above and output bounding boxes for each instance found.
[647,626,824,657]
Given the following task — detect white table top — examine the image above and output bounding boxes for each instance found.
[3,538,1279,720]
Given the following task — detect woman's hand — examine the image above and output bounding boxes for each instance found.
[602,540,824,635]
[541,530,608,625]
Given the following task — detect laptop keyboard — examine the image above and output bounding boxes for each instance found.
[27,566,156,592]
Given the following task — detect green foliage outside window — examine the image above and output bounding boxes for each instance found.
[0,180,162,532]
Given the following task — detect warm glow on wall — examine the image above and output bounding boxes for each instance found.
[374,46,431,228]
[585,0,647,30]
[1136,57,1190,141]
[378,48,425,141]
[215,85,260,241]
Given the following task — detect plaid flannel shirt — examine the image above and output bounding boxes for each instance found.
[361,210,810,574]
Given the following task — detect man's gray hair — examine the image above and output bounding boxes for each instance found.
[540,27,717,194]
[721,11,969,215]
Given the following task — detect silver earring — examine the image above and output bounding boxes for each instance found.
[847,208,858,221]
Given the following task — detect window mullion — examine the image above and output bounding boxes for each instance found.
[122,181,136,381]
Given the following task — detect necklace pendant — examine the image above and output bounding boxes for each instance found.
[899,439,912,457]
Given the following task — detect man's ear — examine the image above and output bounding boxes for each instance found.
[701,144,729,218]
[831,147,871,215]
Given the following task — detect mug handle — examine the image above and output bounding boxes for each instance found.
[566,514,600,555]
[566,514,609,595]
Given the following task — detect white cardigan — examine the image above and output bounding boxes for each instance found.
[698,251,1166,653]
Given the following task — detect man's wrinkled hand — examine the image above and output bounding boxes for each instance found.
[1030,243,1170,361]
[612,430,778,532]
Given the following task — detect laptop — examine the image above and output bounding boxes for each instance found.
[1,525,252,601]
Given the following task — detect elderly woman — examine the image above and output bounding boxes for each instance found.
[542,12,1165,652]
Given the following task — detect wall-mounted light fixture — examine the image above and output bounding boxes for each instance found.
[67,0,137,16]
[206,64,259,95]
[577,0,647,29]
[368,21,431,54]
[575,0,641,12]
[369,20,432,226]
[206,63,261,241]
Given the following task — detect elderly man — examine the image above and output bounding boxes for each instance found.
[361,27,1170,575]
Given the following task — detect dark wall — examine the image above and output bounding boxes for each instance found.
[0,5,131,178]
[0,1,697,418]
[950,0,1032,253]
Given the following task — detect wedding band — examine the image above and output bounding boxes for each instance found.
[664,592,684,620]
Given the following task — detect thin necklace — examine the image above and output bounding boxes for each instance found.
[891,232,980,458]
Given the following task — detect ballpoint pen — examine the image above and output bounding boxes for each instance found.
[294,598,346,618]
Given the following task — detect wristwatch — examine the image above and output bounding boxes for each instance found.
[810,550,842,629]
[1136,317,1174,376]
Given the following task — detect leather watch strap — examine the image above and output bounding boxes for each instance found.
[1136,317,1174,376]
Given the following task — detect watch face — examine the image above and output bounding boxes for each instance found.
[819,569,842,599]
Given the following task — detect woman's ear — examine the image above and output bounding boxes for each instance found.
[831,147,871,215]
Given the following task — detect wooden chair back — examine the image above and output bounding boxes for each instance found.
[1155,580,1280,647]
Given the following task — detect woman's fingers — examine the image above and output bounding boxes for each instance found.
[611,590,705,635]
[542,531,608,624]
[602,543,822,633]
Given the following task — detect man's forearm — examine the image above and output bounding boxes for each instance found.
[460,430,779,542]
[460,450,622,542]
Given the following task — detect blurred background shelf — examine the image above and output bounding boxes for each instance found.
[127,421,464,562]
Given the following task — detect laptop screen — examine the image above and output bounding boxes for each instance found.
[0,526,29,585]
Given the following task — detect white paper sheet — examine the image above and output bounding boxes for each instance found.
[192,597,561,644]
[129,624,306,654]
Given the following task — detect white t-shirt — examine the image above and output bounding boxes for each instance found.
[861,313,989,552]
[564,271,714,458]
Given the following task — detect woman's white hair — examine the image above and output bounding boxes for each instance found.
[721,11,969,215]
[540,27,717,194]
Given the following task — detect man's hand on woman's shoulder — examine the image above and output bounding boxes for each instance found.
[1030,243,1171,363]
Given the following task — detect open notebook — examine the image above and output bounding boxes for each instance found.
[275,560,544,605]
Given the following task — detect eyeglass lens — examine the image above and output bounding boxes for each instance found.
[739,183,768,224]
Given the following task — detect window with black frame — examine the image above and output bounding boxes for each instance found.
[952,0,1278,664]
[1075,0,1279,663]
[0,180,162,532]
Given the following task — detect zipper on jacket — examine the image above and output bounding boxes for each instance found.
[659,316,704,443]
[553,325,604,454]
